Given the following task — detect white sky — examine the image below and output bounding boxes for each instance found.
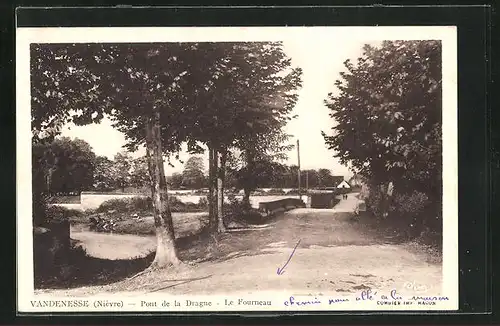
[60,40,369,178]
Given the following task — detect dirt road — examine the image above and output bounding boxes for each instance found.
[40,193,442,297]
[333,192,360,212]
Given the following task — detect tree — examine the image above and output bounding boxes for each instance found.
[93,153,148,192]
[233,158,288,203]
[167,173,184,189]
[93,155,116,191]
[112,151,133,192]
[177,42,302,232]
[30,43,199,268]
[31,41,302,263]
[322,40,442,224]
[32,136,96,195]
[130,155,150,190]
[181,156,206,189]
[302,169,319,189]
[316,168,332,188]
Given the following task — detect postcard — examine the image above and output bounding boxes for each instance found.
[17,25,458,313]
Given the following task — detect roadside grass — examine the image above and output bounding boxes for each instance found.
[36,190,445,295]
[351,211,442,264]
[39,196,442,292]
[35,243,154,290]
[38,209,356,290]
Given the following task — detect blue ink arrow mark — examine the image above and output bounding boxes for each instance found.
[277,239,301,275]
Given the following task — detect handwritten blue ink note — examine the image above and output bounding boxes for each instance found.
[284,296,322,306]
[277,239,301,275]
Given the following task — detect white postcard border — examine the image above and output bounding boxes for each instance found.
[16,26,458,313]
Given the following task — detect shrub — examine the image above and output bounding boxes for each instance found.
[168,196,187,212]
[365,188,385,217]
[45,205,83,220]
[192,189,209,195]
[351,185,362,192]
[390,191,441,238]
[96,197,152,214]
[251,189,267,196]
[224,195,266,225]
[390,191,430,216]
[96,195,208,215]
[266,188,286,195]
[360,183,441,246]
[46,195,81,204]
[168,196,208,213]
[198,196,209,208]
[33,192,50,226]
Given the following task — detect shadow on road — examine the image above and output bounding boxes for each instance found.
[35,245,155,290]
[36,227,215,290]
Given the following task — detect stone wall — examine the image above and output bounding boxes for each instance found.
[258,198,306,215]
[309,193,336,208]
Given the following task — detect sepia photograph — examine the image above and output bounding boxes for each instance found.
[17,26,458,312]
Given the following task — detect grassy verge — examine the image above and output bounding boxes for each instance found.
[114,213,209,236]
[35,241,154,289]
[352,211,442,263]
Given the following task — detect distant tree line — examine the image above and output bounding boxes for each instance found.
[33,137,149,195]
[33,138,344,196]
[33,137,96,195]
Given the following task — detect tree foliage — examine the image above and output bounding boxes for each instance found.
[92,155,115,191]
[130,155,150,189]
[187,43,304,206]
[30,41,304,266]
[167,172,184,189]
[322,40,442,233]
[232,159,288,199]
[30,43,195,267]
[32,136,96,194]
[169,42,303,229]
[322,40,442,194]
[178,42,302,152]
[181,156,206,189]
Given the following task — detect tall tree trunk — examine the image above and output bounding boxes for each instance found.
[46,157,57,195]
[145,111,181,268]
[158,148,176,240]
[242,153,254,208]
[217,149,227,232]
[207,145,215,231]
[45,169,52,194]
[243,187,251,207]
[207,144,219,231]
[212,147,219,229]
[208,145,213,228]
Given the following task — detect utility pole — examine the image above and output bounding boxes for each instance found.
[297,139,301,200]
[306,170,309,192]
